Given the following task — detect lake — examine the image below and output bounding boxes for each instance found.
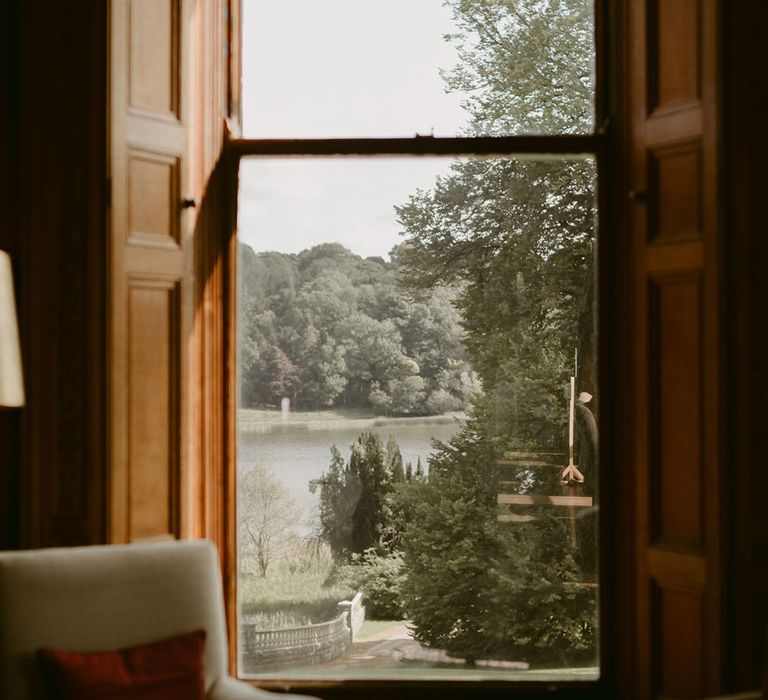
[237,415,464,533]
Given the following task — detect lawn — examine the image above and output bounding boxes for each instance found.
[239,545,354,629]
[356,619,410,641]
[238,407,380,433]
[238,406,465,433]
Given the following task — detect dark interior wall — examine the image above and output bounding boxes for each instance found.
[724,3,768,689]
[0,2,107,549]
[0,0,22,549]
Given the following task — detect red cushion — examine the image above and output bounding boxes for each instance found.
[37,629,206,700]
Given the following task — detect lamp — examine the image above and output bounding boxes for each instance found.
[0,250,24,408]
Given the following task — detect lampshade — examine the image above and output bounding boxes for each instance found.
[0,250,24,407]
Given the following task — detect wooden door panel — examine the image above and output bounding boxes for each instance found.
[127,281,180,540]
[110,0,191,543]
[647,0,701,113]
[628,0,720,696]
[655,583,706,699]
[648,141,702,243]
[128,0,180,119]
[650,274,703,549]
[128,150,181,246]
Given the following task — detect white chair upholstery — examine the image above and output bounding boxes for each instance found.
[0,539,314,700]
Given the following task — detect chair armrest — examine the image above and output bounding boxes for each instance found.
[208,676,318,700]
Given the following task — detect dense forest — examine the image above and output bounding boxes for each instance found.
[238,242,477,416]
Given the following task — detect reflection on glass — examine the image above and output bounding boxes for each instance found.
[242,0,595,138]
[236,156,598,680]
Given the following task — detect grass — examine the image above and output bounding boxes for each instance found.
[239,544,354,629]
[238,407,465,433]
[356,619,410,641]
[238,406,377,432]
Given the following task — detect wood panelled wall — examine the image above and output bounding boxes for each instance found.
[626,0,726,697]
[190,0,240,660]
[109,0,192,543]
[0,2,107,549]
[109,0,238,545]
[0,0,236,553]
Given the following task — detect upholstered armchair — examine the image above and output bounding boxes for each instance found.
[0,539,315,699]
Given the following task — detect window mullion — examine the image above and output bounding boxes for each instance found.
[229,134,603,159]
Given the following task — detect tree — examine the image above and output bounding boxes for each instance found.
[309,446,358,556]
[396,157,596,447]
[238,465,301,577]
[392,0,598,666]
[443,0,593,136]
[347,432,395,554]
[295,325,347,408]
[384,436,405,483]
[310,432,407,559]
[397,424,501,661]
[237,241,474,415]
[261,345,300,405]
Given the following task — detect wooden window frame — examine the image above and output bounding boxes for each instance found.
[205,0,631,696]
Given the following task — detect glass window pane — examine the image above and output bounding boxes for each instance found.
[242,0,595,138]
[237,156,598,681]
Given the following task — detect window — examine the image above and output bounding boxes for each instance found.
[231,0,608,690]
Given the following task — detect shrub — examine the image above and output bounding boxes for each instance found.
[336,549,407,620]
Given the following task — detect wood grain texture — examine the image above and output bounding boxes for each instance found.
[0,2,108,549]
[128,150,181,246]
[647,0,701,114]
[129,0,180,119]
[188,0,240,672]
[648,141,702,243]
[628,0,721,696]
[110,0,192,544]
[654,583,705,698]
[127,281,180,540]
[650,275,703,549]
[498,494,594,507]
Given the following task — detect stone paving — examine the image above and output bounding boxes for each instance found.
[319,623,414,669]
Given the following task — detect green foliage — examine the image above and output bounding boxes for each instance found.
[397,422,501,660]
[488,521,597,666]
[348,432,395,554]
[385,436,405,483]
[396,157,596,451]
[397,420,597,666]
[239,540,354,629]
[309,445,356,556]
[336,550,407,620]
[310,431,408,559]
[444,0,594,135]
[391,0,598,667]
[238,242,476,415]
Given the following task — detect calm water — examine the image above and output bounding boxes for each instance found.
[238,416,463,532]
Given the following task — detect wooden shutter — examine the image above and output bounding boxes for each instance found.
[109,0,194,542]
[627,0,722,696]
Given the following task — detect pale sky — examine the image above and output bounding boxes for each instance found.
[238,0,471,258]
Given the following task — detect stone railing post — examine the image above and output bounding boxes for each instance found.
[337,599,354,644]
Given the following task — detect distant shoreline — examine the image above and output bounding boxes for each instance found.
[238,408,467,434]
